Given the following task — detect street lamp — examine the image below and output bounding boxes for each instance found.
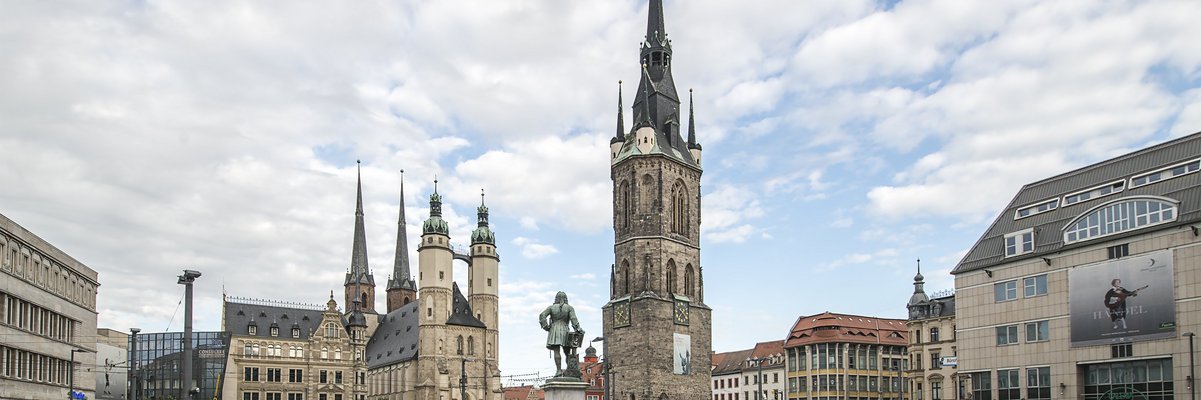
[178,269,201,399]
[129,328,140,400]
[749,357,767,400]
[460,357,477,400]
[593,337,610,400]
[1185,332,1196,400]
[69,348,91,399]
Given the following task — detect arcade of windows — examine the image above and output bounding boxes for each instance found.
[1,291,78,343]
[614,258,696,298]
[786,344,908,396]
[614,175,693,239]
[1011,157,1199,221]
[0,235,97,310]
[0,344,73,386]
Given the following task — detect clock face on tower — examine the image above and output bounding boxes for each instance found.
[674,299,690,325]
[613,299,631,327]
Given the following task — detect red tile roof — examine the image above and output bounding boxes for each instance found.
[784,311,908,348]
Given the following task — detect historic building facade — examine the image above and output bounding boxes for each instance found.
[951,132,1201,400]
[601,1,712,399]
[0,212,100,400]
[783,312,909,400]
[905,265,956,400]
[713,349,752,400]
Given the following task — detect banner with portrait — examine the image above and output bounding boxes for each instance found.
[1069,249,1175,347]
[673,333,691,375]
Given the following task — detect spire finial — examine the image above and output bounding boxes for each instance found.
[914,258,924,282]
[434,175,439,193]
[480,188,486,206]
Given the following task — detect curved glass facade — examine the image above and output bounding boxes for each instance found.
[1063,197,1177,244]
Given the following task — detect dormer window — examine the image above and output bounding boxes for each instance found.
[1004,229,1034,257]
[292,327,300,338]
[248,325,257,335]
[270,327,279,337]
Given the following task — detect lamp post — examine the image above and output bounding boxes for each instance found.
[460,357,477,400]
[129,328,140,400]
[1185,332,1196,400]
[749,357,767,400]
[178,269,201,399]
[593,337,610,400]
[69,348,90,399]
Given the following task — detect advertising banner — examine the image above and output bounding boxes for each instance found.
[673,333,691,375]
[1069,249,1175,347]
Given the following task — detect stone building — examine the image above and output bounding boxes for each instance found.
[783,312,909,400]
[951,132,1201,400]
[601,1,712,399]
[904,264,956,400]
[0,212,100,400]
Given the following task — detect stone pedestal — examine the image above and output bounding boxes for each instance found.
[542,379,589,400]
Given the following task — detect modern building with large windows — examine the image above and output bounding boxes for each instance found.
[951,132,1201,400]
[128,330,231,400]
[0,212,99,400]
[783,312,909,400]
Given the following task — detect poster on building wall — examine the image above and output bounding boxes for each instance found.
[1069,249,1176,347]
[673,333,691,374]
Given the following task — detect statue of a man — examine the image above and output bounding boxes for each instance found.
[538,291,584,376]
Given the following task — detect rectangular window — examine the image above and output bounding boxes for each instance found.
[1026,367,1050,400]
[1064,180,1125,206]
[1111,343,1133,358]
[1004,229,1035,257]
[267,368,281,382]
[1015,198,1059,219]
[244,393,260,400]
[997,369,1020,400]
[289,369,303,383]
[994,281,1018,302]
[931,352,941,369]
[1107,244,1129,259]
[267,393,282,400]
[288,394,304,400]
[931,381,942,400]
[996,325,1019,346]
[320,370,327,384]
[336,371,343,384]
[1025,320,1049,342]
[1131,158,1201,188]
[1023,274,1047,297]
[244,367,259,382]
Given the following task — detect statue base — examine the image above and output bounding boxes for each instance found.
[542,379,589,400]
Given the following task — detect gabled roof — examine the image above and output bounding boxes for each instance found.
[446,283,486,328]
[954,131,1201,274]
[784,311,908,348]
[365,301,420,368]
[749,340,786,367]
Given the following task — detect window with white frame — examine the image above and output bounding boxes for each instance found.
[997,369,1020,400]
[994,281,1018,302]
[995,325,1019,346]
[1063,197,1178,243]
[1026,367,1050,400]
[1063,180,1124,206]
[1025,320,1049,342]
[1015,198,1059,219]
[1131,158,1200,187]
[1004,229,1034,257]
[1023,274,1047,297]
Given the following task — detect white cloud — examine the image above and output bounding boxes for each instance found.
[701,184,766,244]
[816,248,900,272]
[570,273,596,280]
[511,237,559,259]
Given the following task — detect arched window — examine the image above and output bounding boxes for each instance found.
[621,260,631,296]
[1063,196,1178,243]
[457,336,465,355]
[640,174,656,212]
[666,259,678,294]
[670,180,688,236]
[335,348,342,360]
[468,336,475,355]
[321,347,328,359]
[684,264,695,298]
[361,292,368,308]
[619,180,631,231]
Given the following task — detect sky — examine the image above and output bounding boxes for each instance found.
[3,0,1201,383]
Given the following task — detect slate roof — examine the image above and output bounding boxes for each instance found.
[447,283,486,328]
[365,301,420,369]
[953,131,1201,274]
[223,300,326,340]
[784,312,908,348]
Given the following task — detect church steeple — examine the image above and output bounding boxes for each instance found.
[624,0,696,166]
[471,189,496,245]
[423,177,450,235]
[345,161,376,314]
[386,170,417,313]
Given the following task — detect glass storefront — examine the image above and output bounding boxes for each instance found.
[1082,359,1173,400]
[129,331,230,400]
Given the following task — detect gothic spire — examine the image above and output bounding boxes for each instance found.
[387,170,415,291]
[646,0,666,44]
[687,88,700,149]
[346,160,373,286]
[614,80,625,142]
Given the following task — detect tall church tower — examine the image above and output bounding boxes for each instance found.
[603,1,710,399]
[386,171,417,313]
[469,191,501,378]
[345,161,377,314]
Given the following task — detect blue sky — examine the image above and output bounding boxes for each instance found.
[2,0,1201,382]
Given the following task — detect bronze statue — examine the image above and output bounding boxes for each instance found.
[539,291,584,377]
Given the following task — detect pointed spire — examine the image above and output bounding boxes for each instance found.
[472,188,495,245]
[388,170,415,291]
[635,64,655,128]
[646,0,667,44]
[687,88,698,148]
[346,160,373,287]
[615,80,625,141]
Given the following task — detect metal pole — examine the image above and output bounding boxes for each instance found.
[130,328,140,400]
[178,270,201,399]
[461,357,468,400]
[69,349,76,400]
[1186,332,1196,400]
